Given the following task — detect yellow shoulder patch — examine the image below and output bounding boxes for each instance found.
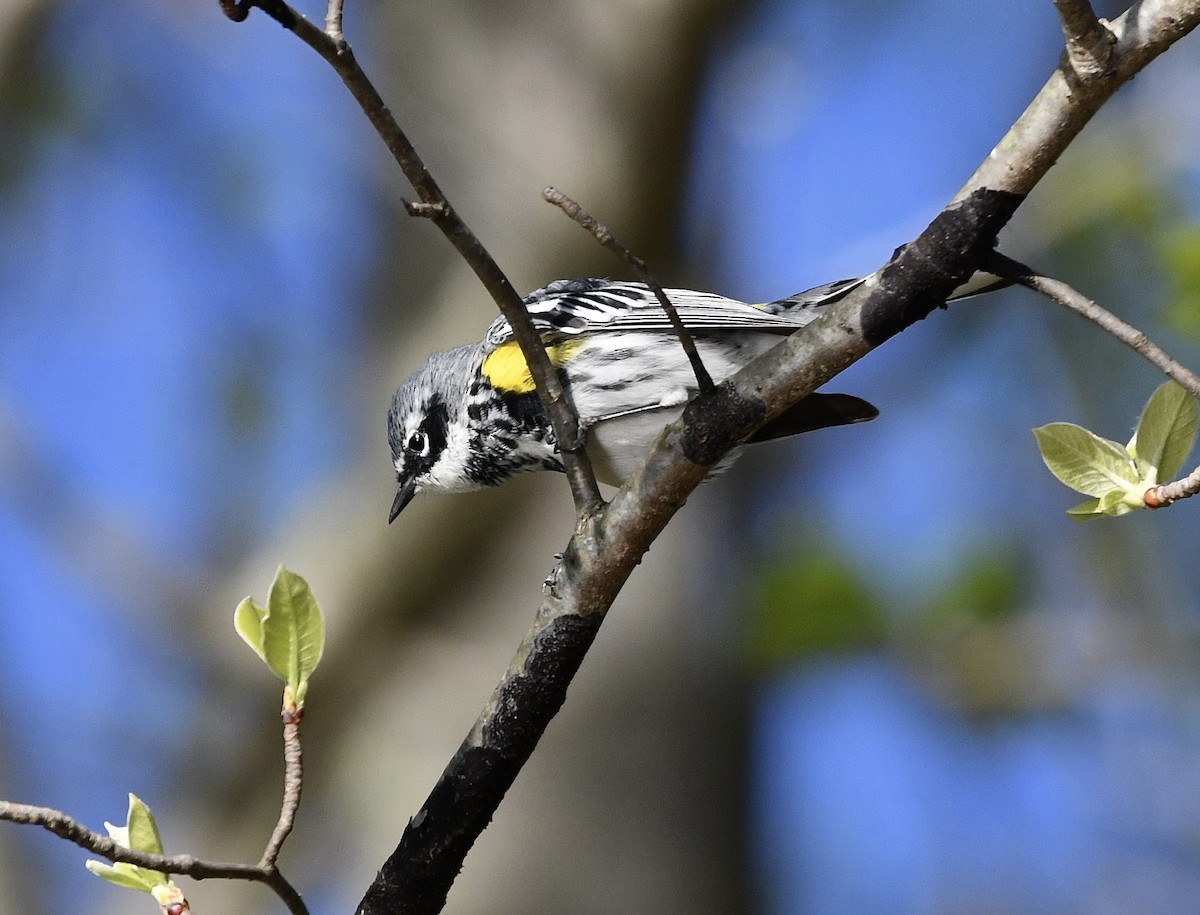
[482,339,583,395]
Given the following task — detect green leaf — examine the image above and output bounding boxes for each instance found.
[85,795,168,893]
[235,565,325,703]
[1065,477,1155,520]
[85,860,156,893]
[1066,497,1105,520]
[1130,381,1198,483]
[125,794,164,857]
[266,565,325,697]
[1098,488,1136,517]
[234,596,269,664]
[151,882,187,907]
[1033,423,1139,497]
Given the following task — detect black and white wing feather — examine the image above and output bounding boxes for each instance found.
[482,277,865,350]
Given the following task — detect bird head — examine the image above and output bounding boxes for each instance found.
[386,345,480,521]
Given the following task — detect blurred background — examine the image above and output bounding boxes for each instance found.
[2,0,1200,912]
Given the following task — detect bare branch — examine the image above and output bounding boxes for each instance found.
[221,0,604,515]
[956,0,1200,204]
[0,802,308,915]
[260,709,304,868]
[542,187,715,394]
[1,698,309,910]
[1053,0,1118,77]
[1146,462,1200,507]
[984,252,1200,400]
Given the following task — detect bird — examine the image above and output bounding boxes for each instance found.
[386,274,993,521]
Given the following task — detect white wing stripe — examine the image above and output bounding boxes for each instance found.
[483,279,838,349]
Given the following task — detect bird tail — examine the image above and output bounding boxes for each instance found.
[748,393,879,443]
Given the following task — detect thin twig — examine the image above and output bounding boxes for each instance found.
[1146,463,1200,507]
[324,0,345,43]
[0,802,308,915]
[261,709,304,867]
[0,694,309,911]
[220,0,604,516]
[984,252,1200,398]
[1052,0,1117,78]
[542,187,715,394]
[985,251,1200,509]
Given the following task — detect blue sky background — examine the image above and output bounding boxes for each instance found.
[4,0,1200,913]
[0,2,378,906]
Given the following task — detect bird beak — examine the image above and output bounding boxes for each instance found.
[389,476,418,523]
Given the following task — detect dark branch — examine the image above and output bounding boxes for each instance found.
[542,186,715,394]
[357,605,604,915]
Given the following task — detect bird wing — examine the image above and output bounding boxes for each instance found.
[482,279,857,350]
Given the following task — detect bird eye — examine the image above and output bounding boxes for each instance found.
[406,430,428,456]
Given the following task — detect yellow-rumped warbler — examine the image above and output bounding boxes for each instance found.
[387,275,989,520]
